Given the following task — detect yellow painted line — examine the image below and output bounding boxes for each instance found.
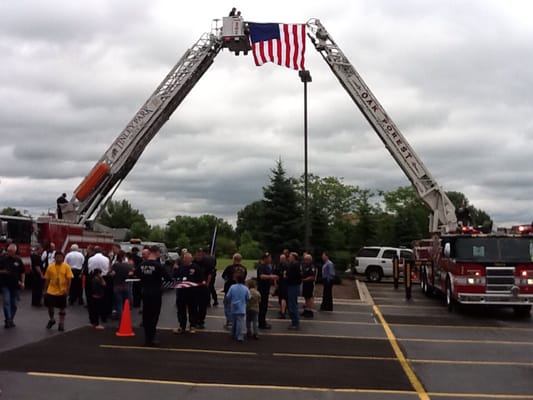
[27,372,418,396]
[428,392,533,399]
[373,305,429,400]
[207,314,375,325]
[273,352,396,361]
[390,322,533,331]
[412,358,533,367]
[401,337,533,346]
[158,327,388,340]
[100,344,256,356]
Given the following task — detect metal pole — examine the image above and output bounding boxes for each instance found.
[299,70,312,252]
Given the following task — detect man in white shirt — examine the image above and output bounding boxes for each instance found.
[88,247,110,276]
[65,244,85,305]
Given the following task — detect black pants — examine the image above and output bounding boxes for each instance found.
[31,276,44,306]
[69,270,83,304]
[142,293,162,345]
[103,275,114,317]
[176,288,197,329]
[209,273,218,304]
[196,286,209,326]
[258,286,270,326]
[88,296,105,325]
[132,281,142,308]
[321,280,333,311]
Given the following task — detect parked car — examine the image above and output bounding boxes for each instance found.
[353,246,414,283]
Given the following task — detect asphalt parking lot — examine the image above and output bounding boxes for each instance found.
[1,279,532,400]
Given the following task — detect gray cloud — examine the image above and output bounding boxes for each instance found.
[1,0,533,228]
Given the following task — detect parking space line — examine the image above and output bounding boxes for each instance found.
[27,372,419,396]
[390,323,533,331]
[100,344,256,356]
[373,305,430,400]
[412,358,533,367]
[401,337,533,346]
[273,352,396,361]
[428,391,533,399]
[204,316,378,326]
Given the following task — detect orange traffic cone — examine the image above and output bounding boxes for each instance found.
[116,299,135,337]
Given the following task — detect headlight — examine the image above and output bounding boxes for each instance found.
[467,277,475,284]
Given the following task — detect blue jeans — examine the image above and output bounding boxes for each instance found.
[2,286,19,323]
[231,313,245,340]
[246,310,258,336]
[114,286,132,321]
[287,284,300,327]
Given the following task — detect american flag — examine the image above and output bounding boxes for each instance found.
[248,22,306,70]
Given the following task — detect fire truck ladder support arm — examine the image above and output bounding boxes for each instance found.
[68,32,223,225]
[306,18,457,233]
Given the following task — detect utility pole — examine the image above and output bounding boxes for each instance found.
[299,70,312,252]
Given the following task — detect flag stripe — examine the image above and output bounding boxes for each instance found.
[249,22,306,70]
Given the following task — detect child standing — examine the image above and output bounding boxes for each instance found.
[89,268,106,330]
[246,279,261,340]
[226,274,250,342]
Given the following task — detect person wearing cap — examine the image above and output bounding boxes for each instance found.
[44,251,73,331]
[65,244,85,305]
[256,252,278,329]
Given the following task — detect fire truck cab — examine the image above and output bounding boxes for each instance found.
[418,233,533,316]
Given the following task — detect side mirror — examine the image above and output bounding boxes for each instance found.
[443,242,451,258]
[0,221,8,241]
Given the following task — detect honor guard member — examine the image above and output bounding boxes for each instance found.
[194,248,214,329]
[256,252,278,329]
[173,252,204,334]
[301,254,317,318]
[136,245,171,346]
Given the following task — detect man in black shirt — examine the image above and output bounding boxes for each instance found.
[0,244,25,328]
[301,253,317,318]
[31,245,45,307]
[256,252,278,329]
[56,193,68,219]
[194,248,213,329]
[173,252,204,333]
[136,245,170,346]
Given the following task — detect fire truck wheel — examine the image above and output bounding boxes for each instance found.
[420,267,428,295]
[445,278,454,312]
[365,266,382,283]
[513,305,531,317]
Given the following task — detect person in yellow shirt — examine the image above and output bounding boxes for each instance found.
[44,251,73,331]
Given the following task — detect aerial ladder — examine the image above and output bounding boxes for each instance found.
[62,14,456,233]
[307,19,457,232]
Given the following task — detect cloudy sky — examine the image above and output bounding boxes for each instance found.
[1,0,532,228]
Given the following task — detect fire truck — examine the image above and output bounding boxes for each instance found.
[0,214,114,273]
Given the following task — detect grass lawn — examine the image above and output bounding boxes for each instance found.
[215,257,258,271]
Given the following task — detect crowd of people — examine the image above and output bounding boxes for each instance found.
[1,242,336,347]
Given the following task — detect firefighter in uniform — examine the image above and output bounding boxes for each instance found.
[136,245,170,346]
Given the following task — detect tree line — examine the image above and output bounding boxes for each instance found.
[2,160,492,269]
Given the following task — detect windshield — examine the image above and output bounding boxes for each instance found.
[454,237,533,262]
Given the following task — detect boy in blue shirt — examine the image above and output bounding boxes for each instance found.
[226,274,250,342]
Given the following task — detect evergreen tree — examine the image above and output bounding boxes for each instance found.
[261,160,303,255]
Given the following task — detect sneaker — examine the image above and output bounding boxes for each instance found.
[94,325,105,330]
[188,326,196,334]
[173,327,185,334]
[46,319,56,329]
[58,323,65,332]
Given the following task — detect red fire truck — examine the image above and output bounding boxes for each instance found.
[417,233,533,316]
[0,214,114,273]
